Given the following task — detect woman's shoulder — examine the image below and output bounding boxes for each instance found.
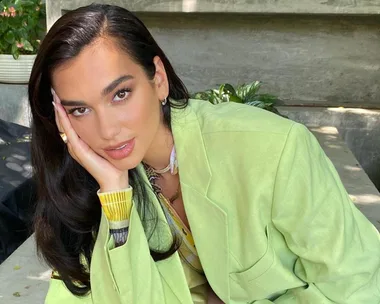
[187,99,295,136]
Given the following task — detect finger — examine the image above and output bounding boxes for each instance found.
[67,132,114,181]
[67,142,81,164]
[53,107,64,134]
[51,88,64,133]
[52,94,79,147]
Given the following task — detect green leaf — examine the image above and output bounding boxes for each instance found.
[19,0,34,7]
[8,14,22,26]
[189,79,282,116]
[20,37,33,51]
[210,93,222,105]
[221,93,229,103]
[256,94,277,103]
[0,19,8,33]
[27,15,36,28]
[192,91,212,101]
[17,28,28,39]
[11,43,19,59]
[216,85,222,98]
[229,95,243,103]
[222,83,237,97]
[212,89,219,96]
[4,30,15,44]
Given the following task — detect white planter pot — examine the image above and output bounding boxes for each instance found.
[0,54,36,84]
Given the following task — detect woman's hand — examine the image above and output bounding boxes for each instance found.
[52,89,129,192]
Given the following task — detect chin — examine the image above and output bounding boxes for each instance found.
[110,155,143,171]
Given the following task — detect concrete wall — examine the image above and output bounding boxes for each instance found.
[138,13,380,108]
[60,0,380,14]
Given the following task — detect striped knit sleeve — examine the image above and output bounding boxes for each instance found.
[97,187,133,247]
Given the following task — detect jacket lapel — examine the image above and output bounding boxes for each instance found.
[172,103,230,302]
[135,165,194,304]
[90,212,122,304]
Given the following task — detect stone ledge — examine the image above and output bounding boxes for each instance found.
[279,106,380,191]
[0,236,50,304]
[310,126,380,231]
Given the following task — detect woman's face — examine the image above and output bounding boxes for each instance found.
[51,38,169,170]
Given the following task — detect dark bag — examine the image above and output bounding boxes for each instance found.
[0,119,36,263]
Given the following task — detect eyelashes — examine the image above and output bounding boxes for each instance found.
[113,87,131,102]
[67,107,86,115]
[67,87,132,117]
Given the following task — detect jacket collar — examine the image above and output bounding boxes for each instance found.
[171,101,212,193]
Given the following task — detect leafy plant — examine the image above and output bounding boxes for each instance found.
[192,81,286,117]
[0,0,46,59]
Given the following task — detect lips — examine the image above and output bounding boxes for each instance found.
[104,138,135,160]
[105,139,134,151]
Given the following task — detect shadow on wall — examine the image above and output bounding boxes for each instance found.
[280,107,380,192]
[310,126,380,231]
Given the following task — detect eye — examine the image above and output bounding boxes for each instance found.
[68,107,90,117]
[113,88,131,102]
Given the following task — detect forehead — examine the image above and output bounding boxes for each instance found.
[52,38,141,97]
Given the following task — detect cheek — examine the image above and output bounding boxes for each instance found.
[70,119,97,145]
[126,95,161,134]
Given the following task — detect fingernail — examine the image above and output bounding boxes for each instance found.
[52,101,57,109]
[51,88,56,96]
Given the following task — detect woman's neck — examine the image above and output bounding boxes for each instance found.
[143,123,174,171]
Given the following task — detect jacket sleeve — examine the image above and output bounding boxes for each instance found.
[266,123,380,303]
[45,278,93,304]
[44,184,182,304]
[44,188,132,304]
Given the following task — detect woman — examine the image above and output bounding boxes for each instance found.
[29,4,380,304]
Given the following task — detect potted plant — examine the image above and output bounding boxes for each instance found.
[0,0,46,84]
[191,81,286,117]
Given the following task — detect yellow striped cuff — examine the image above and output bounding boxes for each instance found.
[109,219,130,230]
[97,187,133,222]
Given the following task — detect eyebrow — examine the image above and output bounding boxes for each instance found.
[60,75,134,107]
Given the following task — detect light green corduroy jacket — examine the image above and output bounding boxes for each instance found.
[45,100,380,304]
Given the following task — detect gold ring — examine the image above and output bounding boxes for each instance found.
[60,133,68,144]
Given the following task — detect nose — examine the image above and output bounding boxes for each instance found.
[96,110,121,140]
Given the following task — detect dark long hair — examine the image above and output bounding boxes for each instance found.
[28,4,188,296]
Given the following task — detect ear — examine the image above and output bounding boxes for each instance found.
[153,56,169,100]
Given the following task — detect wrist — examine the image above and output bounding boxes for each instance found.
[99,184,129,193]
[99,174,129,193]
